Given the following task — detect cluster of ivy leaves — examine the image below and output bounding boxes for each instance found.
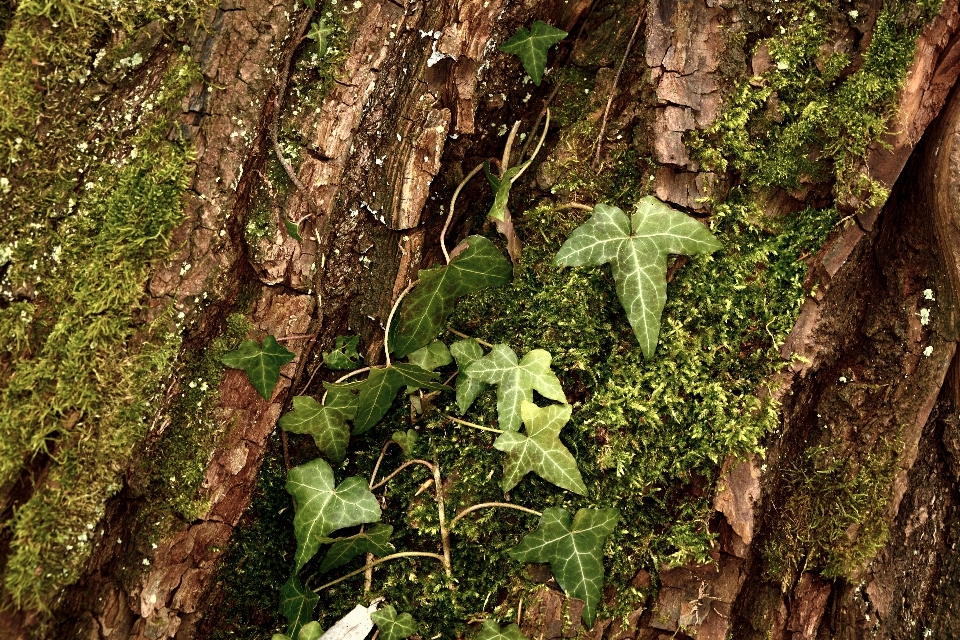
[219,19,724,640]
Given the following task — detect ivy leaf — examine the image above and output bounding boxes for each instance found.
[285,219,303,242]
[391,236,512,358]
[554,198,722,359]
[317,524,395,574]
[353,364,451,434]
[279,575,319,639]
[509,507,619,627]
[391,429,418,456]
[221,335,296,400]
[407,340,453,371]
[370,605,417,640]
[475,620,529,640]
[323,335,363,370]
[279,397,350,465]
[307,18,335,57]
[494,402,586,495]
[298,622,322,640]
[286,458,381,570]
[464,345,566,431]
[450,338,487,414]
[323,380,364,420]
[487,165,521,223]
[499,20,567,85]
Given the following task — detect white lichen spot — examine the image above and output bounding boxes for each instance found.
[920,308,930,325]
[924,288,935,301]
[849,9,859,19]
[839,376,847,383]
[923,345,934,357]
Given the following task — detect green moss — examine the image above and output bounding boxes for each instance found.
[0,0,209,612]
[763,435,900,582]
[205,432,294,639]
[692,0,942,211]
[148,313,252,521]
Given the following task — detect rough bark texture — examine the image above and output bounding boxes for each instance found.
[4,0,960,637]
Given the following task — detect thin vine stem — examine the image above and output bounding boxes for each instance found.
[593,9,644,167]
[501,120,523,171]
[446,415,503,434]
[369,440,397,489]
[446,327,493,348]
[441,162,485,264]
[434,461,453,576]
[320,366,372,404]
[450,502,543,528]
[384,280,417,367]
[511,108,550,183]
[370,459,436,491]
[555,202,594,212]
[312,552,446,593]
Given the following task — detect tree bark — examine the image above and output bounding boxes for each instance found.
[3,0,960,638]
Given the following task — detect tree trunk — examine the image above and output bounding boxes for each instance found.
[3,0,960,638]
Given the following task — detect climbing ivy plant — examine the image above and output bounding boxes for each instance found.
[221,19,722,637]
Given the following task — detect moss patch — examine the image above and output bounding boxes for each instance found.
[0,0,210,614]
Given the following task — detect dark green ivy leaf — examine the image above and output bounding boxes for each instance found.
[450,338,487,414]
[370,605,417,640]
[487,165,521,222]
[323,335,363,370]
[279,575,318,639]
[499,20,567,85]
[317,524,394,574]
[475,620,528,640]
[221,335,295,400]
[554,198,722,359]
[285,219,303,242]
[509,507,619,627]
[322,379,364,420]
[353,364,451,434]
[278,396,350,465]
[286,458,381,570]
[390,236,512,358]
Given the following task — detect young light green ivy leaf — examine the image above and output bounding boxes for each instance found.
[285,219,303,242]
[450,338,487,414]
[390,236,512,358]
[323,335,363,370]
[297,622,322,640]
[407,340,453,371]
[279,575,319,639]
[370,605,417,640]
[499,20,567,85]
[286,458,381,570]
[307,18,334,57]
[221,335,295,400]
[475,620,529,640]
[494,402,586,495]
[353,364,451,434]
[554,197,722,359]
[317,523,394,574]
[509,507,620,627]
[391,429,418,456]
[278,396,350,465]
[464,344,566,431]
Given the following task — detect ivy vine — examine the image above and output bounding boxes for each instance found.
[217,19,724,640]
